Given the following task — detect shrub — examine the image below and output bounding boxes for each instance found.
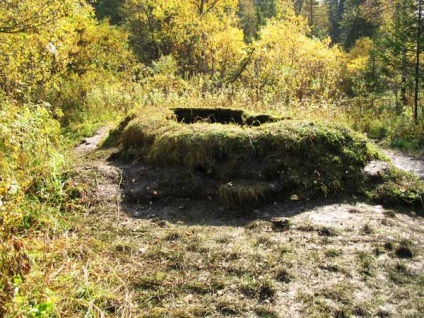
[0,98,64,315]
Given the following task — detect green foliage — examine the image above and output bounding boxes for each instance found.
[0,0,135,126]
[93,0,125,24]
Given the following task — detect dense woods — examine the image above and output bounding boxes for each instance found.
[1,0,424,316]
[1,0,424,130]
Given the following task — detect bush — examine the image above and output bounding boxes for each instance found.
[0,98,64,315]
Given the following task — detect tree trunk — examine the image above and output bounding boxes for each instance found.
[310,0,314,36]
[414,0,422,123]
[401,46,407,110]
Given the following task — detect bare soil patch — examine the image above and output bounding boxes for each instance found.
[382,149,424,180]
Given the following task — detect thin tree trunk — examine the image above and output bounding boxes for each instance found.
[414,0,422,123]
[310,0,314,36]
[401,44,407,111]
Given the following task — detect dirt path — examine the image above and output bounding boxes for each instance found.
[382,149,424,180]
[74,126,112,153]
[66,128,424,317]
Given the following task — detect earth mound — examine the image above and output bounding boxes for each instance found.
[108,107,424,211]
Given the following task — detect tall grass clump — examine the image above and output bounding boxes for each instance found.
[0,98,65,316]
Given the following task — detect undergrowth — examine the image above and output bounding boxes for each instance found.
[0,99,65,316]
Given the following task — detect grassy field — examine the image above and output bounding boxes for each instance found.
[23,145,423,317]
[5,111,421,317]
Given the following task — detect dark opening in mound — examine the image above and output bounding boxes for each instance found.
[172,108,280,126]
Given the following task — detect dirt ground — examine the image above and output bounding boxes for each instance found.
[70,127,424,317]
[382,149,424,180]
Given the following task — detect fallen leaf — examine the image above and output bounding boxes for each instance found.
[291,194,300,201]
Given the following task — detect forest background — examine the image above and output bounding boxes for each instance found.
[1,0,424,316]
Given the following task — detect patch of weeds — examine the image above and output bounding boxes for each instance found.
[218,181,271,206]
[297,224,316,232]
[221,250,241,261]
[240,278,277,302]
[384,241,394,251]
[388,261,414,285]
[104,299,122,314]
[297,292,342,317]
[216,300,244,315]
[383,210,397,218]
[166,252,186,270]
[216,235,231,244]
[319,263,344,274]
[137,289,174,308]
[114,243,133,253]
[361,223,374,235]
[163,231,182,241]
[274,266,293,283]
[133,272,167,291]
[325,248,342,258]
[352,305,372,317]
[373,245,386,256]
[322,282,355,305]
[270,217,291,231]
[395,239,414,259]
[349,208,361,214]
[333,307,353,318]
[298,224,339,237]
[277,244,293,256]
[186,237,206,252]
[368,167,424,211]
[254,306,279,318]
[380,218,392,226]
[357,251,375,277]
[376,308,392,317]
[318,226,338,237]
[182,281,212,295]
[255,235,275,248]
[209,278,226,291]
[245,220,274,232]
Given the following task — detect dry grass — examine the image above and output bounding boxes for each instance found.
[7,149,424,317]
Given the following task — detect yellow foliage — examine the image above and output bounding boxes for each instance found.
[346,37,373,74]
[124,0,245,76]
[0,1,133,103]
[244,16,345,104]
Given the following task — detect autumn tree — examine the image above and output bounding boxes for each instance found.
[242,13,344,104]
[0,0,134,121]
[122,0,245,79]
[292,0,330,39]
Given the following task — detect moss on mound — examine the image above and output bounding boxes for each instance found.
[366,167,424,210]
[113,107,423,210]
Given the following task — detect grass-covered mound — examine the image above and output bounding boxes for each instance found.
[366,166,424,211]
[112,107,391,206]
